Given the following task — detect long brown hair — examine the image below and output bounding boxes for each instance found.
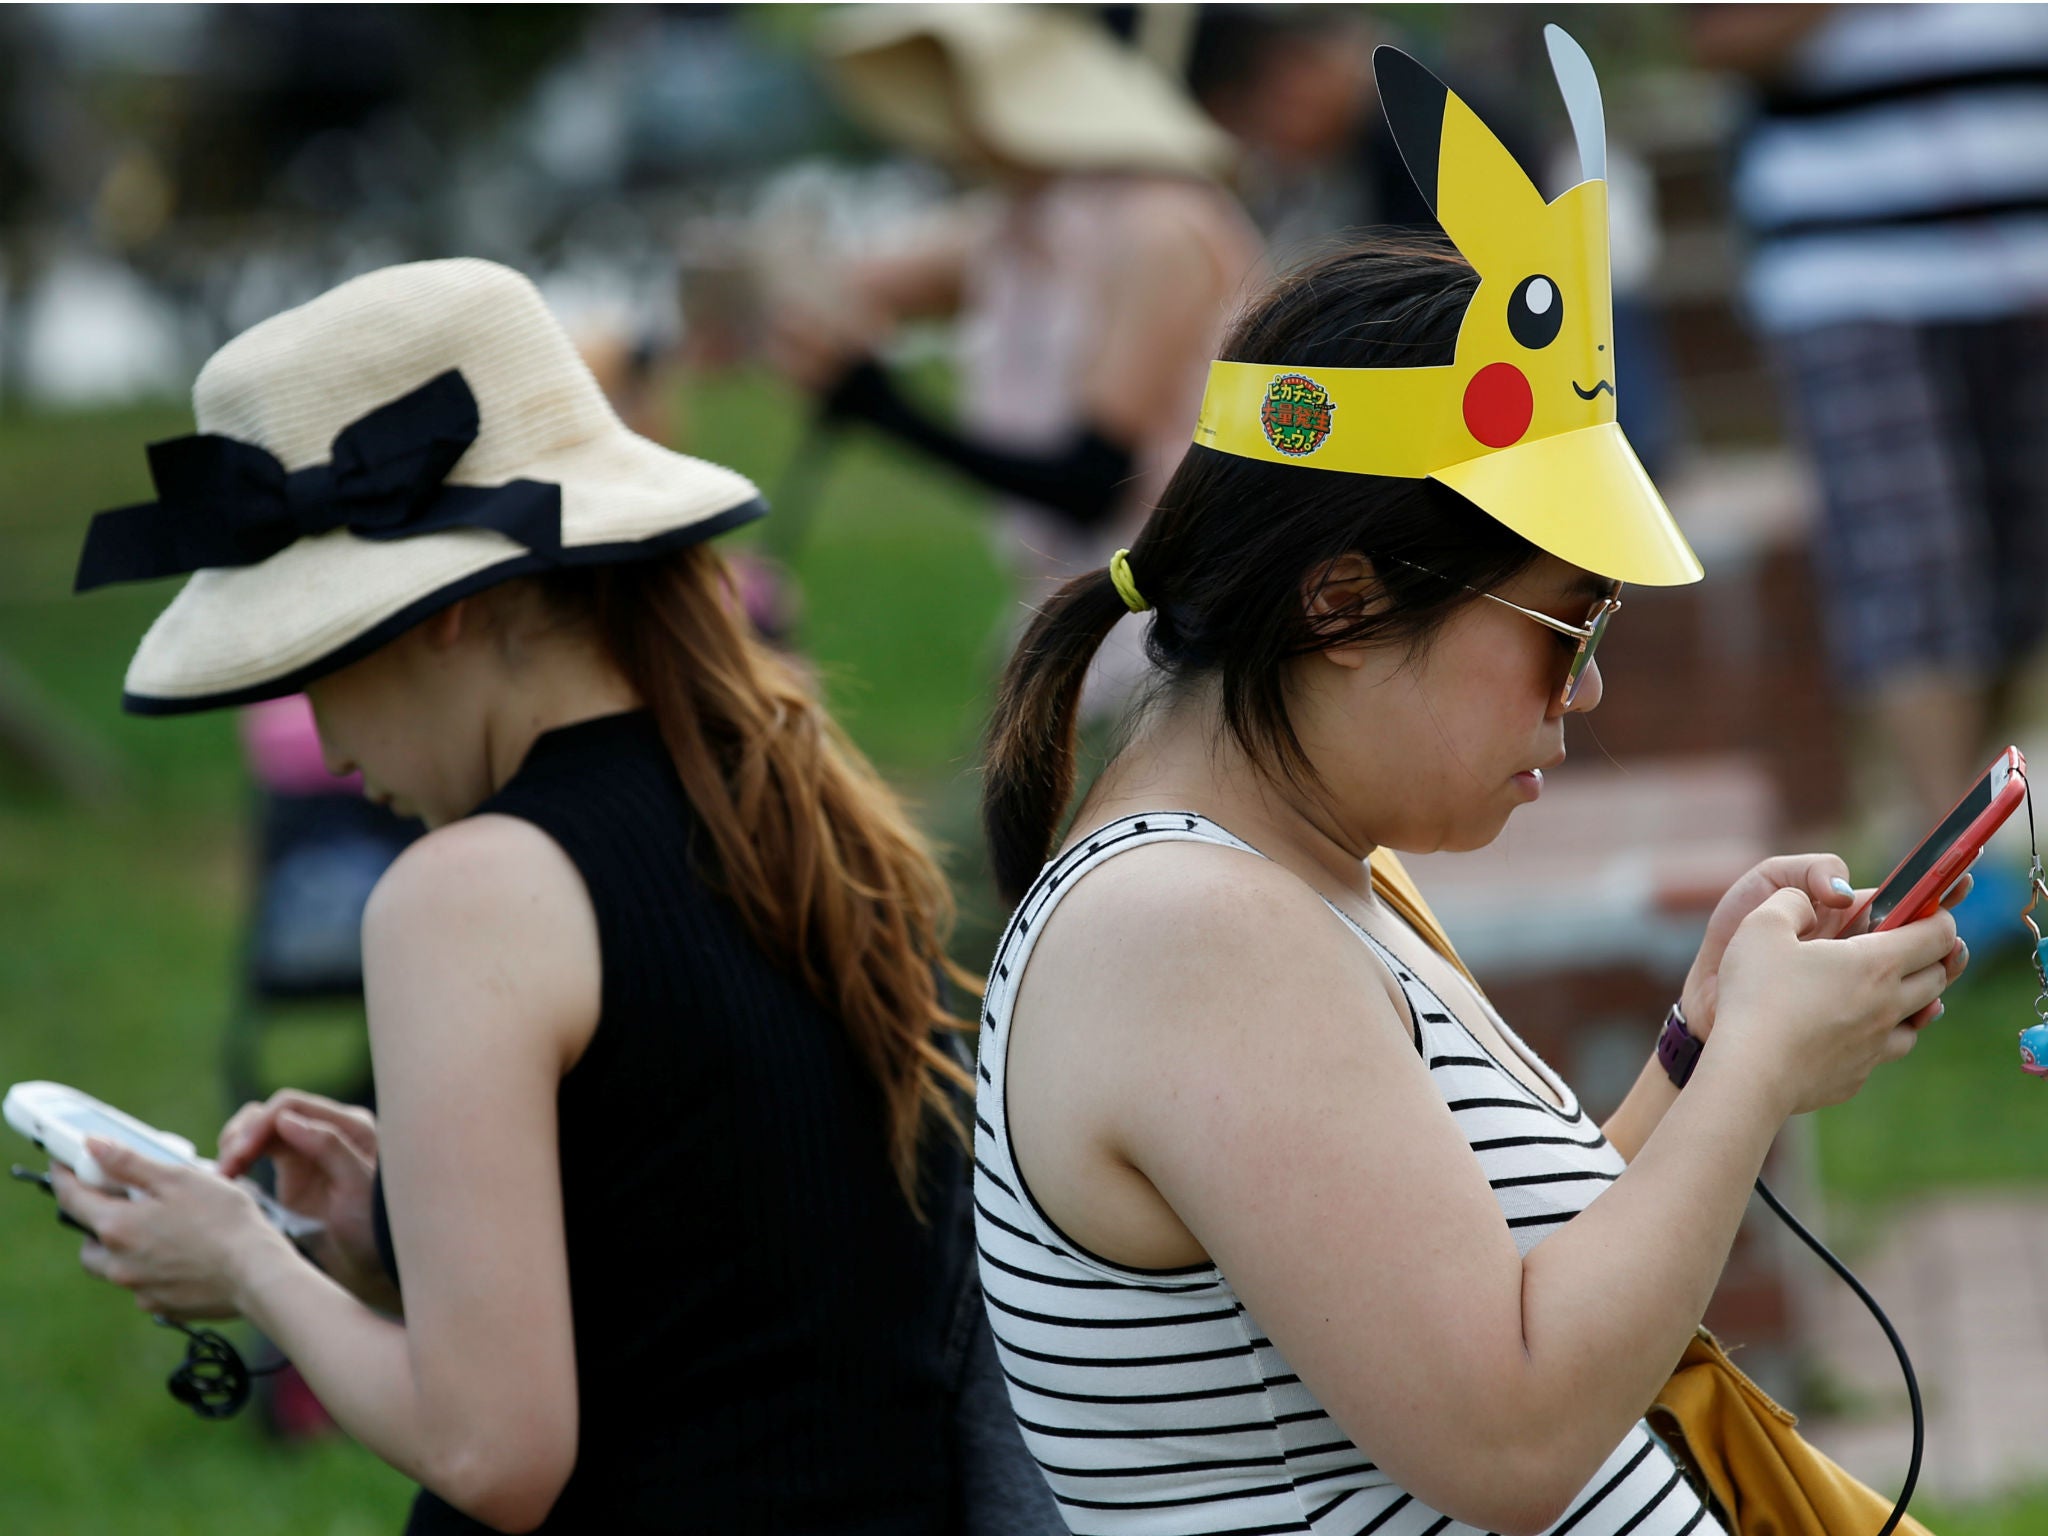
[982,239,1542,901]
[547,545,973,1213]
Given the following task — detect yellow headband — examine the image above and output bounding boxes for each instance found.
[1191,27,1701,589]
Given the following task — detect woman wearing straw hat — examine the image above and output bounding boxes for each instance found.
[770,3,1264,717]
[51,258,995,1533]
[970,32,1967,1536]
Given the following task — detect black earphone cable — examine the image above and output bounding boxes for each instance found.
[1753,1175,1922,1536]
[156,1316,287,1421]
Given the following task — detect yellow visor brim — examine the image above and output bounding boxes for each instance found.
[1430,422,1703,587]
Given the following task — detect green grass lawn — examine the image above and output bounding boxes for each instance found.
[4,384,2047,1529]
[1924,1491,2048,1536]
[1817,933,2048,1206]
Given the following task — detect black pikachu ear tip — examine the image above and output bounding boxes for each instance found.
[1371,44,1446,105]
[1371,42,1427,74]
[1372,46,1450,214]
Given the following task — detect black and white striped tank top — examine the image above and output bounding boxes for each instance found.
[974,812,1721,1536]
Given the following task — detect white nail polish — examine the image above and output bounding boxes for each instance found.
[1829,878,1854,897]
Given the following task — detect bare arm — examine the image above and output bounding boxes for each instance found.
[766,212,983,391]
[253,817,595,1529]
[52,815,598,1531]
[846,221,979,324]
[1078,189,1263,447]
[1057,848,1956,1536]
[1596,1052,1683,1167]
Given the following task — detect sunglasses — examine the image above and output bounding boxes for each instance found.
[1389,559,1623,707]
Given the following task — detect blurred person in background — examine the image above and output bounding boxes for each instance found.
[768,3,1264,717]
[1186,6,1423,256]
[51,258,1025,1535]
[1697,3,2048,931]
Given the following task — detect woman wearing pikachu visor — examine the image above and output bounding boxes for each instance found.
[968,30,1965,1536]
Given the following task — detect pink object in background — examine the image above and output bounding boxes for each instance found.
[265,1361,339,1442]
[239,695,361,796]
[725,549,798,645]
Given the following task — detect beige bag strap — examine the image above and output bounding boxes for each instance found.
[1369,849,1479,988]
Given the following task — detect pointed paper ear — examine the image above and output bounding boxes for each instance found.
[1368,43,1540,264]
[1373,45,1449,212]
[1544,25,1607,184]
[1377,46,1548,274]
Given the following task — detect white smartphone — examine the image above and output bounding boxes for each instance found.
[5,1080,324,1242]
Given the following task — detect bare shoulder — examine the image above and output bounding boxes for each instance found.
[1046,834,1314,929]
[1106,177,1245,232]
[1029,838,1394,1040]
[365,814,589,939]
[362,815,600,1068]
[1008,838,1413,1267]
[1008,836,1441,1274]
[1102,180,1261,266]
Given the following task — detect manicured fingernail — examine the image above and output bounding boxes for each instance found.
[1830,878,1855,897]
[1931,1001,1947,1022]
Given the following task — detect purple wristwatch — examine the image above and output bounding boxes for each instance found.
[1657,1001,1703,1089]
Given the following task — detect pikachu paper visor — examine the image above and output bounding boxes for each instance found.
[1193,27,1702,588]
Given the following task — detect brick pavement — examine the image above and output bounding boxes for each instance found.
[1799,1194,2048,1504]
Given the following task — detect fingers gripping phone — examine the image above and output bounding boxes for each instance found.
[1846,746,2027,933]
[4,1080,324,1241]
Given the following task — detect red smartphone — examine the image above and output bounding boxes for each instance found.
[1846,746,2028,932]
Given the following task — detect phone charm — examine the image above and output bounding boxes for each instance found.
[2016,779,2048,1077]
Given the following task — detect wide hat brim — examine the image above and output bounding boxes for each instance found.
[120,427,763,715]
[96,257,768,716]
[1431,423,1702,588]
[822,4,1235,181]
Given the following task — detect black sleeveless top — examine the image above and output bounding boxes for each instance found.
[369,710,975,1534]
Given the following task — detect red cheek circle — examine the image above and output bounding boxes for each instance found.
[1462,362,1534,448]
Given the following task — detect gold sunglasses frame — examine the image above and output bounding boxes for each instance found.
[1387,558,1622,707]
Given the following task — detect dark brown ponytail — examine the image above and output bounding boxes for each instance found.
[980,238,1547,903]
[981,566,1133,904]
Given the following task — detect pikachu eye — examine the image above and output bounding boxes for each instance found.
[1508,275,1563,350]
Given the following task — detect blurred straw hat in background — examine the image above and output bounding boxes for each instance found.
[820,3,1236,181]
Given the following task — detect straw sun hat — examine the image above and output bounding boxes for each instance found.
[75,258,765,715]
[820,4,1235,181]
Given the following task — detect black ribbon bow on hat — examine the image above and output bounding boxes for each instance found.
[74,369,563,593]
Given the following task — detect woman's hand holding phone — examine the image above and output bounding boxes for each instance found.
[1709,889,1967,1116]
[1681,855,1862,1041]
[1680,855,1974,1041]
[52,1144,279,1320]
[218,1090,394,1311]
